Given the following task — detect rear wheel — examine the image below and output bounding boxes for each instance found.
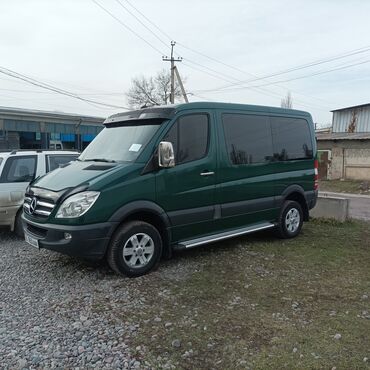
[107,221,163,277]
[14,209,24,238]
[276,200,303,239]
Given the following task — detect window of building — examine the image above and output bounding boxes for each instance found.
[222,114,273,165]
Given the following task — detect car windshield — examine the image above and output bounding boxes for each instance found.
[0,157,3,166]
[79,122,162,163]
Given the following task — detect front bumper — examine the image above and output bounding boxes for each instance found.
[22,214,118,260]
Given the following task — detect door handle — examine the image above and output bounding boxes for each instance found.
[200,171,215,176]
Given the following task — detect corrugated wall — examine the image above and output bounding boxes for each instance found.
[333,106,370,132]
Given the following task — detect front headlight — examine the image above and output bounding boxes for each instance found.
[55,191,100,218]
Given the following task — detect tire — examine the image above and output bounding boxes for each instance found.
[276,200,303,239]
[107,221,163,277]
[14,210,24,238]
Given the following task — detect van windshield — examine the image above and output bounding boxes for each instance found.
[79,123,162,163]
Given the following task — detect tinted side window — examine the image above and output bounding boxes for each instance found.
[164,114,209,164]
[222,114,272,165]
[0,156,37,183]
[271,117,313,161]
[47,155,78,172]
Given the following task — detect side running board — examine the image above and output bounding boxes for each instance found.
[175,222,275,250]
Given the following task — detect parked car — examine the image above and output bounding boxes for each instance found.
[0,149,79,236]
[22,102,318,277]
[49,140,63,150]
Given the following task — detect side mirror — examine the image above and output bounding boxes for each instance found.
[158,141,175,168]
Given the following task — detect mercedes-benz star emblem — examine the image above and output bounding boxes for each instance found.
[29,198,37,215]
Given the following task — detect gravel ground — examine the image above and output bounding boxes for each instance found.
[0,228,197,370]
[1,221,369,370]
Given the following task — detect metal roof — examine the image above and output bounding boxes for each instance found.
[332,105,370,133]
[331,103,370,112]
[0,106,104,124]
[316,132,370,141]
[0,106,105,135]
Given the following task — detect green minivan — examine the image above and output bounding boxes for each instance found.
[22,102,318,277]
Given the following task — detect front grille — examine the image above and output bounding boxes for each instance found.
[26,223,47,238]
[24,195,55,218]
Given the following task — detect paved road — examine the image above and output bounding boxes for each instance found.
[320,191,370,221]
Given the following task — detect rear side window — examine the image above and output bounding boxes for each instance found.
[164,114,209,164]
[222,113,273,165]
[46,155,78,172]
[0,156,37,183]
[271,117,313,161]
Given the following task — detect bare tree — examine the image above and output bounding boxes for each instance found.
[126,69,185,108]
[281,92,293,109]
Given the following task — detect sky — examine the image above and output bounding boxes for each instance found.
[0,0,370,126]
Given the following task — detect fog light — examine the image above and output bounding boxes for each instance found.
[64,232,72,240]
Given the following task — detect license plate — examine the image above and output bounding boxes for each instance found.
[25,233,39,249]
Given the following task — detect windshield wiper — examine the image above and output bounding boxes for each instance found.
[83,158,117,163]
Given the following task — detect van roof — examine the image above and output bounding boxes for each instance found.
[105,102,311,124]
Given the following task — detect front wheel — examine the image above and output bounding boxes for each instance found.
[276,200,303,239]
[107,221,163,277]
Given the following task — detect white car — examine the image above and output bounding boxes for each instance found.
[0,150,79,236]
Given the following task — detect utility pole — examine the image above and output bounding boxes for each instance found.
[162,41,182,104]
[174,66,188,103]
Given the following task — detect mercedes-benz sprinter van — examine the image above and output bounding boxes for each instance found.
[22,103,318,277]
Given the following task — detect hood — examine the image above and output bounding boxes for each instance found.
[33,160,132,192]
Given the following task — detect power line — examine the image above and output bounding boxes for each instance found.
[183,58,333,109]
[196,58,370,94]
[177,42,256,78]
[114,0,170,51]
[0,66,129,110]
[89,0,350,110]
[109,0,336,107]
[181,62,330,111]
[194,45,370,93]
[240,46,370,84]
[90,0,165,56]
[0,87,126,97]
[120,0,173,42]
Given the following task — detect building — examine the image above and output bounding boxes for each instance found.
[0,106,105,151]
[317,103,370,181]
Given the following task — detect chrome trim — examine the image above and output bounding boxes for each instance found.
[179,223,275,249]
[23,195,54,217]
[34,209,51,216]
[200,171,215,176]
[158,141,175,168]
[37,201,54,209]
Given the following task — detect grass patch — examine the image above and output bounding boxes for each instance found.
[92,220,370,369]
[319,179,370,194]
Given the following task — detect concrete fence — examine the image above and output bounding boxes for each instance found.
[310,195,349,222]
